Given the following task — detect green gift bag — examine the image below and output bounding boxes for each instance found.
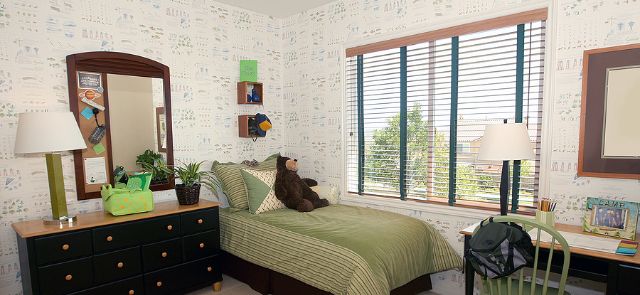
[101,173,154,216]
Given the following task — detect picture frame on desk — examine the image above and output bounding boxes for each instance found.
[583,197,639,240]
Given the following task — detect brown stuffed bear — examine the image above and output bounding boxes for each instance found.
[274,156,329,212]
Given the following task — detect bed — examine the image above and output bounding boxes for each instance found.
[219,204,462,295]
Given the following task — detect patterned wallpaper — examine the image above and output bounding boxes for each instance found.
[0,1,283,294]
[2,0,640,294]
[282,0,640,294]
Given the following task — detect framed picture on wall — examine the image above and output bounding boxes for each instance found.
[578,44,640,179]
[583,197,639,240]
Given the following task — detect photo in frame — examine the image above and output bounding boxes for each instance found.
[583,197,639,240]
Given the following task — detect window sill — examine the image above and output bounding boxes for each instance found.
[421,197,536,216]
[341,193,535,220]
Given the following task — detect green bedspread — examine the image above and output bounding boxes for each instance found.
[220,204,462,295]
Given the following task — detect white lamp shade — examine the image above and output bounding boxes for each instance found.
[477,123,534,161]
[14,112,87,154]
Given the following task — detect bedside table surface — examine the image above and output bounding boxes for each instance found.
[12,200,220,238]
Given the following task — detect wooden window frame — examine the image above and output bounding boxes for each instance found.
[346,9,548,210]
[346,8,547,57]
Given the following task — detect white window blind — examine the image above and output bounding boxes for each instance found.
[346,18,546,210]
[405,39,452,199]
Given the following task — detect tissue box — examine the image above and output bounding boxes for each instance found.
[101,173,154,216]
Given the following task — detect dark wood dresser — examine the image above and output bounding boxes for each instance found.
[12,200,222,295]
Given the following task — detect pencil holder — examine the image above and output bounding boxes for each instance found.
[535,210,555,228]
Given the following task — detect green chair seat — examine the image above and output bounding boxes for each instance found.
[482,278,571,295]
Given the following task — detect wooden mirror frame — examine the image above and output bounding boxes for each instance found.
[67,52,175,200]
[578,44,640,179]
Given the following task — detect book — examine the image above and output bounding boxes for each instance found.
[616,240,638,256]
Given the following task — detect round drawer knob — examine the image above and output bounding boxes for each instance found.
[128,290,135,295]
[106,236,113,242]
[161,252,168,258]
[207,266,213,272]
[199,242,205,249]
[65,274,73,281]
[156,281,163,287]
[167,224,173,231]
[62,244,70,251]
[117,262,124,268]
[197,218,203,224]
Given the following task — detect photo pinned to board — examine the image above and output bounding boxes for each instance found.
[77,71,102,89]
[583,197,639,240]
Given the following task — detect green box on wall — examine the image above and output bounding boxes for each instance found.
[240,60,258,82]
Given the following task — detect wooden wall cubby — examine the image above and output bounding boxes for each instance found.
[238,115,265,138]
[237,82,263,105]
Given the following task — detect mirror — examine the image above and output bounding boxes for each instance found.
[602,66,640,158]
[578,44,640,179]
[107,75,167,172]
[67,52,174,200]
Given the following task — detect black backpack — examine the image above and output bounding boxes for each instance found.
[465,218,534,279]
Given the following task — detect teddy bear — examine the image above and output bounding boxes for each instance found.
[274,155,329,212]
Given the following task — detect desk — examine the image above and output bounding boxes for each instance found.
[461,223,640,295]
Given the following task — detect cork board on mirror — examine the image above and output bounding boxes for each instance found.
[73,71,113,196]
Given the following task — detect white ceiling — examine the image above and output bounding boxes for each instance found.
[215,0,336,18]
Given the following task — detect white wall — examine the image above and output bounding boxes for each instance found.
[281,0,640,294]
[0,1,283,294]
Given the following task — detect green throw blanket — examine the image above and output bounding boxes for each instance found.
[220,204,462,295]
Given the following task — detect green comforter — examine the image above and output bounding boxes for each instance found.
[220,204,461,295]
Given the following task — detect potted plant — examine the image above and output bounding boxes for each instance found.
[136,149,170,185]
[171,161,221,205]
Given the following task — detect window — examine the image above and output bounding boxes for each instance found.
[346,11,546,210]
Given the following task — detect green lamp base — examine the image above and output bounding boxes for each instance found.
[45,153,75,223]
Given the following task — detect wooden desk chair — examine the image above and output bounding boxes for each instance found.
[472,216,571,295]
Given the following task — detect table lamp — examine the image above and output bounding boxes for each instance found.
[478,120,534,215]
[14,112,87,224]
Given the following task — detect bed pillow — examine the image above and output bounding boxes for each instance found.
[311,185,339,205]
[211,153,279,210]
[240,168,285,214]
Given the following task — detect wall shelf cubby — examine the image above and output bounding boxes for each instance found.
[237,82,263,105]
[238,115,264,138]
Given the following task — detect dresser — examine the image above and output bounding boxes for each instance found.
[12,200,222,295]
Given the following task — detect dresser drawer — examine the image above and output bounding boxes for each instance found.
[182,256,221,287]
[142,238,183,272]
[35,230,92,266]
[142,215,181,242]
[93,246,142,284]
[617,264,640,295]
[181,208,218,235]
[93,222,145,253]
[38,257,93,295]
[183,230,219,261]
[70,275,143,295]
[143,264,185,295]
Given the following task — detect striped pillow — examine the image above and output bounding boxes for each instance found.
[211,153,279,210]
